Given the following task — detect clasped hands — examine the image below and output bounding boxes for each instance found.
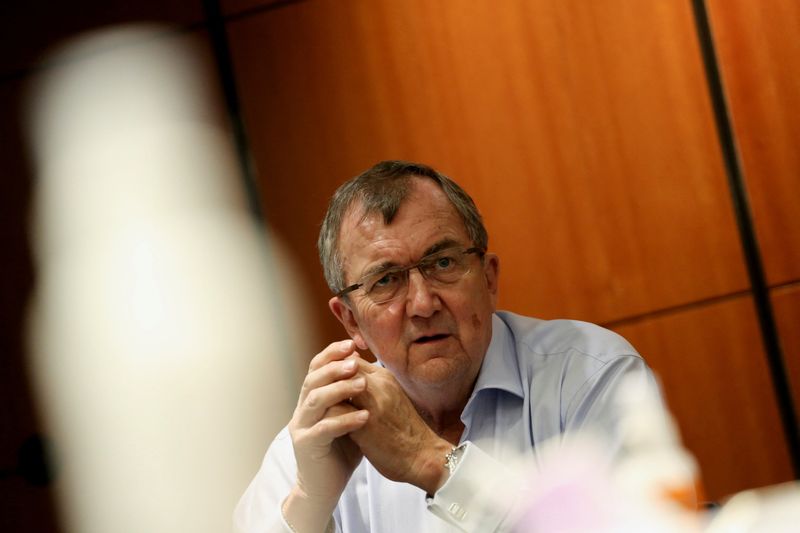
[283,340,452,531]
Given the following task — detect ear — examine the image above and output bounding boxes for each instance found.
[328,296,369,350]
[483,253,500,309]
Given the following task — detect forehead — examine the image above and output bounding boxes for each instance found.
[338,178,469,276]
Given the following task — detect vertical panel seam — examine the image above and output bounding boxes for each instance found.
[202,0,303,395]
[690,0,800,475]
[203,0,264,221]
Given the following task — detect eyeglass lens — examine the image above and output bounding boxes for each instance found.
[364,248,477,303]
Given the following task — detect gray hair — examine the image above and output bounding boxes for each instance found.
[317,160,489,294]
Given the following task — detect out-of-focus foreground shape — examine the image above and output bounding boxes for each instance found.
[511,373,800,532]
[24,25,308,533]
[513,374,702,533]
[705,482,800,533]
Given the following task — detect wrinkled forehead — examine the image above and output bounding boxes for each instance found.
[339,180,465,242]
[336,181,470,276]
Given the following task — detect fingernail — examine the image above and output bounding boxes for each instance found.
[356,410,369,421]
[343,359,356,371]
[353,377,366,388]
[339,339,354,350]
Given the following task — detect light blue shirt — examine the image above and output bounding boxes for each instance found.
[235,311,659,532]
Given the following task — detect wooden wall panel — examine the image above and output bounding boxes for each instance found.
[706,0,800,285]
[227,0,748,347]
[771,284,800,426]
[613,296,794,501]
[221,0,287,17]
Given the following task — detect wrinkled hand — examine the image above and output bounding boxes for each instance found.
[285,340,370,529]
[349,362,453,495]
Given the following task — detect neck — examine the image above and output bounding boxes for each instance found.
[403,368,481,444]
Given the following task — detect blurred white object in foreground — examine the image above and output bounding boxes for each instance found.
[705,482,800,533]
[26,26,309,533]
[513,373,800,532]
[610,373,700,515]
[514,375,702,532]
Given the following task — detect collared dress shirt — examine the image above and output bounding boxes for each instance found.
[234,311,659,532]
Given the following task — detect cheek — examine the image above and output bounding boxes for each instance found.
[360,305,404,347]
[471,313,481,330]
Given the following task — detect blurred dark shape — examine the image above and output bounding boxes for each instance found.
[1,434,54,487]
[17,434,54,487]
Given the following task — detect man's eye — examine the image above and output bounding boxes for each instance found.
[371,272,399,290]
[434,256,455,269]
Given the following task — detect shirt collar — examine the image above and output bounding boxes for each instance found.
[464,313,524,412]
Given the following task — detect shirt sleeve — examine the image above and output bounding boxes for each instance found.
[426,441,526,532]
[563,354,663,458]
[233,427,297,533]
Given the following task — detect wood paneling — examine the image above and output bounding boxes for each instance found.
[771,284,800,425]
[612,295,795,501]
[706,0,800,285]
[227,0,748,346]
[221,0,289,17]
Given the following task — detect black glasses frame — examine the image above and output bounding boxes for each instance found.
[335,246,486,300]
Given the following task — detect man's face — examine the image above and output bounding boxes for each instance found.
[329,178,499,404]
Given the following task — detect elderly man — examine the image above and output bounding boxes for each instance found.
[235,161,659,532]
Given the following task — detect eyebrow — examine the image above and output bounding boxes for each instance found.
[423,238,461,257]
[358,238,464,280]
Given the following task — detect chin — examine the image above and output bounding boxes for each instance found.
[409,356,465,386]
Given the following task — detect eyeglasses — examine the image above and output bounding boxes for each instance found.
[336,246,486,304]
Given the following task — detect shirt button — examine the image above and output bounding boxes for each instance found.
[448,503,467,521]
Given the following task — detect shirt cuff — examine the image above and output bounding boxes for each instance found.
[426,441,522,532]
[278,509,297,533]
[280,500,335,533]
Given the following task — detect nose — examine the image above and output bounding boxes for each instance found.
[404,267,440,317]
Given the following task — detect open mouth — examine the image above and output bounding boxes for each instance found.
[413,333,450,344]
